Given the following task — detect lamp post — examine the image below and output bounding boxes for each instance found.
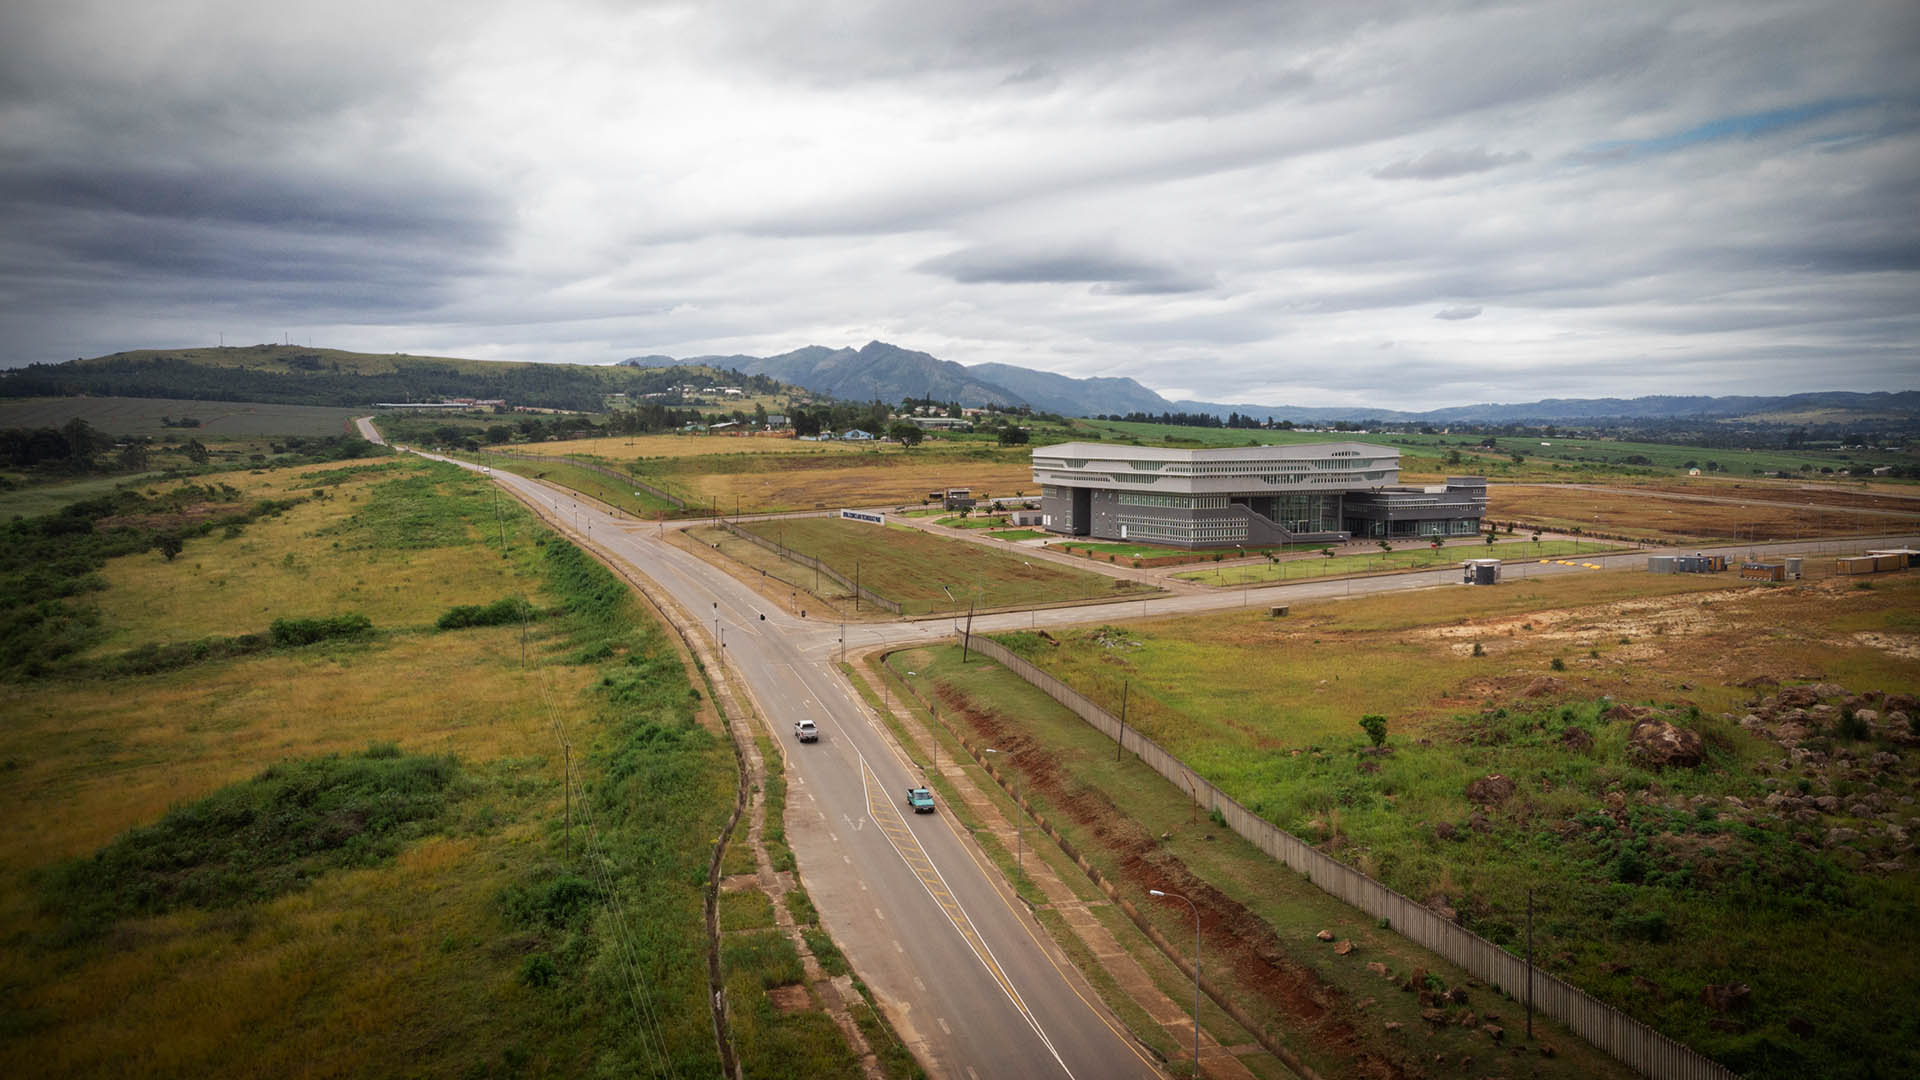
[1150,887,1201,1075]
[940,584,957,634]
[982,748,1021,881]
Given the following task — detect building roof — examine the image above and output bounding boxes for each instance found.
[1032,440,1395,462]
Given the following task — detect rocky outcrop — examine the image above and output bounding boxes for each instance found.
[1627,717,1705,769]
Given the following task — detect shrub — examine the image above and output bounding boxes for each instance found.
[520,953,558,988]
[1359,714,1388,747]
[1610,908,1669,942]
[436,596,533,630]
[1834,708,1870,741]
[1550,656,1566,671]
[1471,642,1484,657]
[269,613,372,646]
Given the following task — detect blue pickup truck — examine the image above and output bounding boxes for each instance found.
[904,787,935,813]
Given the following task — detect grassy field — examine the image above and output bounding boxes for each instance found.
[1490,483,1920,542]
[470,452,683,518]
[881,643,1639,1080]
[967,568,1920,1080]
[0,457,756,1077]
[1071,418,1914,480]
[731,516,1154,614]
[521,435,1037,514]
[0,396,366,438]
[1173,539,1622,585]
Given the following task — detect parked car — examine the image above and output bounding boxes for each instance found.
[904,787,935,813]
[794,719,819,742]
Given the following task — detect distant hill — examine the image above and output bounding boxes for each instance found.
[624,341,1918,425]
[2,345,799,412]
[625,341,1028,408]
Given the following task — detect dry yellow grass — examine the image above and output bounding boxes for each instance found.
[1,628,583,876]
[688,459,1036,512]
[510,434,854,460]
[0,457,628,1078]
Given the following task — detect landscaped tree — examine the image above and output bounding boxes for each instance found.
[1359,714,1387,747]
[887,420,924,447]
[1485,531,1498,546]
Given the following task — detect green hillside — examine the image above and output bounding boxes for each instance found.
[2,344,798,413]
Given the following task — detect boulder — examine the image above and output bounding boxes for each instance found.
[1367,961,1390,978]
[1466,774,1517,804]
[1334,939,1354,956]
[1627,717,1704,769]
[1447,986,1469,1005]
[1823,827,1859,847]
[1316,929,1334,941]
[1559,727,1595,752]
[1775,686,1819,708]
[1605,703,1651,722]
[1811,682,1847,699]
[1432,820,1459,842]
[1482,1023,1505,1041]
[1524,676,1567,698]
[1421,1008,1448,1025]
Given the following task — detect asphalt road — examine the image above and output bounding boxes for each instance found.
[427,451,1920,1078]
[443,458,1159,1080]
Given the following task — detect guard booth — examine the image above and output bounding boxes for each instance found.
[943,488,975,511]
[1462,559,1501,585]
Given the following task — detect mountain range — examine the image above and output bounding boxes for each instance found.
[620,341,1920,425]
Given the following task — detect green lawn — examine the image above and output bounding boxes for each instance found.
[985,529,1049,542]
[734,516,1154,614]
[1174,539,1625,584]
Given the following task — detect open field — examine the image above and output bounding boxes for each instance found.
[1174,539,1623,584]
[1491,482,1920,542]
[0,395,366,437]
[880,643,1639,1080]
[732,515,1154,614]
[516,434,1036,513]
[1073,419,1915,481]
[0,458,756,1077]
[961,568,1920,1079]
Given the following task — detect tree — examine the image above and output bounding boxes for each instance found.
[61,417,102,464]
[997,426,1029,446]
[1445,449,1463,466]
[1430,536,1443,551]
[1485,531,1498,545]
[1359,714,1387,747]
[118,441,149,471]
[887,421,924,447]
[157,535,184,561]
[753,403,768,428]
[184,438,209,464]
[485,425,512,444]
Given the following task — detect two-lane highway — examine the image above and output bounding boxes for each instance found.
[459,461,1159,1079]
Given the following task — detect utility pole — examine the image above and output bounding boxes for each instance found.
[962,600,975,662]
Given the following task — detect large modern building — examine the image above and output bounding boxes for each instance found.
[1032,441,1487,548]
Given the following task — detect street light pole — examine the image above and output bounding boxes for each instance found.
[1150,888,1201,1075]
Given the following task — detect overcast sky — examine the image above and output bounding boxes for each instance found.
[2,0,1916,409]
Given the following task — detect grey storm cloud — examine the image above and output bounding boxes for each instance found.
[0,0,1914,408]
[1374,148,1531,181]
[918,247,1212,294]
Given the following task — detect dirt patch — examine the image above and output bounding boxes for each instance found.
[766,984,813,1014]
[934,682,1412,1079]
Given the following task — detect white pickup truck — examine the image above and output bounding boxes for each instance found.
[794,719,819,742]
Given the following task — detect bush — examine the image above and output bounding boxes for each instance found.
[1833,708,1870,741]
[1610,908,1669,942]
[436,596,533,630]
[269,612,372,646]
[1550,657,1566,671]
[1359,714,1388,747]
[520,953,558,988]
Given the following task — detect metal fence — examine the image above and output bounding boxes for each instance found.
[960,631,1739,1080]
[472,448,687,508]
[718,521,902,614]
